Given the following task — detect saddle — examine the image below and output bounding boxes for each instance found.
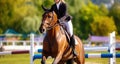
[58,15,73,44]
[60,25,70,44]
[59,15,72,22]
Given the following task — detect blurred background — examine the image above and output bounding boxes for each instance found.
[0,0,120,64]
[0,0,120,39]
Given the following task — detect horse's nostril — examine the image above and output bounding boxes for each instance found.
[40,28,45,33]
[42,29,45,32]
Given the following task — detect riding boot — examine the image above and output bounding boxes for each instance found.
[70,35,77,56]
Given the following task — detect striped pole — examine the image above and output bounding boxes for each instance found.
[0,50,29,55]
[37,47,120,52]
[85,53,120,58]
[116,48,120,50]
[31,31,119,64]
[33,53,120,60]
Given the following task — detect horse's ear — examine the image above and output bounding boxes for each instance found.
[41,5,49,11]
[52,11,57,15]
[52,11,57,19]
[52,11,55,14]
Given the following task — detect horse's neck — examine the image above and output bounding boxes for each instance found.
[47,25,61,38]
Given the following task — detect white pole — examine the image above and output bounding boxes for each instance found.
[12,41,15,46]
[36,42,39,46]
[30,34,34,64]
[23,41,26,46]
[0,41,2,46]
[110,31,116,64]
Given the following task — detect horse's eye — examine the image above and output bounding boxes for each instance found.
[48,15,52,18]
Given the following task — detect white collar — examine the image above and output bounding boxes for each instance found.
[56,2,61,10]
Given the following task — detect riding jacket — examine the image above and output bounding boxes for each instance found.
[50,2,67,19]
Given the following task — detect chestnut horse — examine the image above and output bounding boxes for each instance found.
[39,9,85,64]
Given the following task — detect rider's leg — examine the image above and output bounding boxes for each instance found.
[65,20,77,56]
[65,20,73,37]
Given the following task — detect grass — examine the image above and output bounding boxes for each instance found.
[0,54,30,64]
[0,54,54,64]
[0,52,120,64]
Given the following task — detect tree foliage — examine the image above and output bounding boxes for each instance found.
[0,0,42,34]
[0,0,119,39]
[66,1,116,39]
[109,3,120,35]
[91,16,116,36]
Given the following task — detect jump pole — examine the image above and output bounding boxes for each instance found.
[31,32,118,64]
[109,31,116,64]
[30,34,34,64]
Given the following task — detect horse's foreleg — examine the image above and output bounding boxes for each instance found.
[41,56,47,64]
[66,59,74,64]
[58,60,65,64]
[52,52,63,64]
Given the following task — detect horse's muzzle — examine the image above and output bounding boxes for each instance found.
[39,24,45,33]
[40,28,45,33]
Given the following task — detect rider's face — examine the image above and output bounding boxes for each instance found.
[54,0,60,4]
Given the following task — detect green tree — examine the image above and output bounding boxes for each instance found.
[66,0,86,38]
[0,0,14,32]
[91,16,116,36]
[18,16,40,34]
[0,0,118,39]
[66,1,116,39]
[109,3,120,35]
[79,1,98,38]
[0,0,42,34]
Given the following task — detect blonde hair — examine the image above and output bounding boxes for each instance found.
[60,0,65,3]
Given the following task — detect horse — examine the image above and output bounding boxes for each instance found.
[39,8,85,64]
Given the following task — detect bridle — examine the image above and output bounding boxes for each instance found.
[42,11,59,30]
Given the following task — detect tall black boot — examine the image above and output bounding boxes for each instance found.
[70,35,77,56]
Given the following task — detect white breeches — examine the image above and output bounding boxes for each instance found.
[64,20,73,37]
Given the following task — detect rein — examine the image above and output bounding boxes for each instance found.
[46,22,59,30]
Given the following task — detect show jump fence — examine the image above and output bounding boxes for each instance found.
[0,32,120,64]
[30,31,120,64]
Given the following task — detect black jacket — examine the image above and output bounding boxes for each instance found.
[50,2,67,19]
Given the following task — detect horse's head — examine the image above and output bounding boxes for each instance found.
[39,6,58,33]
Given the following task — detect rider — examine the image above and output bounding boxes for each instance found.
[49,0,77,56]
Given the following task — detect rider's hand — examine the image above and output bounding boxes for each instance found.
[65,16,72,21]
